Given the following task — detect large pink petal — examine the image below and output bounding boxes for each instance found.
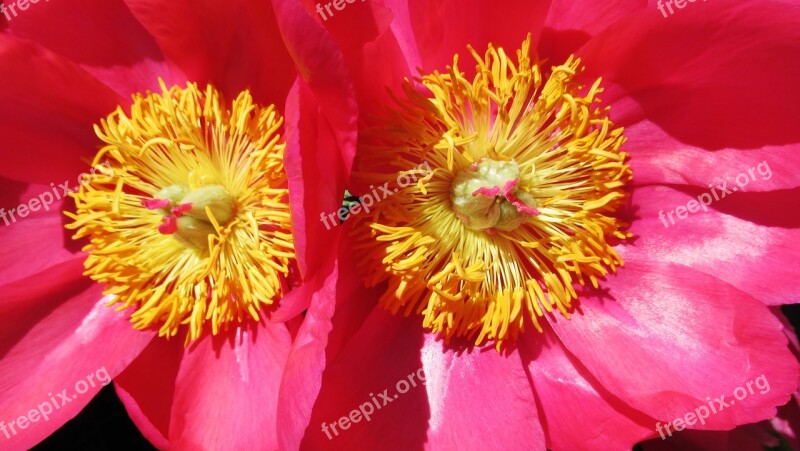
[166,321,292,451]
[520,328,656,450]
[299,309,430,450]
[577,0,800,190]
[114,337,184,450]
[295,298,544,450]
[538,0,645,64]
[6,0,175,98]
[620,185,800,305]
[0,182,81,287]
[0,35,123,184]
[549,258,799,430]
[418,335,545,450]
[272,0,359,174]
[278,231,378,450]
[282,79,348,281]
[381,0,551,74]
[123,0,294,108]
[0,285,154,450]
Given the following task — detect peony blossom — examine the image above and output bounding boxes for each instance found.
[278,1,800,450]
[0,0,356,449]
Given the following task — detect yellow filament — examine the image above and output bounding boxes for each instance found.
[351,36,632,346]
[66,80,295,343]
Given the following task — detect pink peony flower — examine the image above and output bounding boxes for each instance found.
[278,1,800,450]
[0,0,356,449]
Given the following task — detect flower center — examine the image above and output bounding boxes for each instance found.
[351,36,632,346]
[142,184,235,251]
[451,158,539,232]
[66,81,295,342]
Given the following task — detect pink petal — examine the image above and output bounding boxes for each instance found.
[6,0,175,98]
[418,334,545,449]
[0,285,154,450]
[290,290,545,450]
[620,185,800,305]
[277,234,378,450]
[273,0,359,174]
[0,186,81,287]
[577,1,800,190]
[283,79,348,280]
[549,257,799,430]
[520,329,655,450]
[114,337,184,450]
[167,322,292,451]
[380,0,551,74]
[0,35,123,184]
[296,307,432,450]
[539,0,645,64]
[123,0,294,108]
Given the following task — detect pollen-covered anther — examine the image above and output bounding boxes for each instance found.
[66,80,295,343]
[351,35,632,347]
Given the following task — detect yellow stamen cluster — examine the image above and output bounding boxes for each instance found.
[66,81,295,342]
[352,37,632,345]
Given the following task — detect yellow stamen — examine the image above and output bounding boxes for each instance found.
[66,80,295,343]
[351,36,632,346]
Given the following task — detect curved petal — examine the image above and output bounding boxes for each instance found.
[380,0,551,74]
[5,0,175,97]
[619,185,800,305]
[0,35,123,184]
[538,0,645,64]
[0,182,80,287]
[114,337,184,450]
[283,79,348,280]
[549,258,799,430]
[299,309,430,450]
[419,335,545,450]
[123,0,294,108]
[294,295,545,450]
[272,0,359,174]
[166,322,291,451]
[0,286,154,450]
[520,328,656,450]
[576,0,800,190]
[277,231,377,450]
